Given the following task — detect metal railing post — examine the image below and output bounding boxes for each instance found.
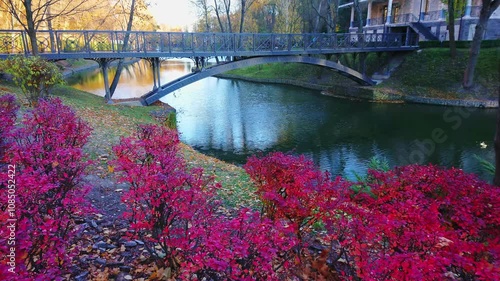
[233,33,236,53]
[21,31,28,55]
[84,31,89,53]
[168,33,172,54]
[112,31,117,53]
[252,33,255,52]
[159,33,164,52]
[181,33,185,52]
[55,31,60,54]
[271,34,275,52]
[191,33,194,53]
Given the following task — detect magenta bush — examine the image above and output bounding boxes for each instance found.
[114,125,297,280]
[244,152,345,242]
[0,97,92,279]
[322,164,500,280]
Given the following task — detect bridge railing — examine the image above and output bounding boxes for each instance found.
[0,30,418,57]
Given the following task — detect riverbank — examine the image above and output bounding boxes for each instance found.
[220,48,499,108]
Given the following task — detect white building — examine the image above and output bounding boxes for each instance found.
[340,0,500,40]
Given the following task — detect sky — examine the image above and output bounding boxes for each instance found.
[149,0,197,30]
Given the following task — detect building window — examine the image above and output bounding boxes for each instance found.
[383,4,400,23]
[393,5,400,17]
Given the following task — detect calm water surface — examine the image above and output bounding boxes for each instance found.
[69,60,495,181]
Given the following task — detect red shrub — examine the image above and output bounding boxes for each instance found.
[0,98,92,279]
[244,152,341,241]
[186,209,297,280]
[323,165,500,281]
[114,126,298,280]
[113,125,222,276]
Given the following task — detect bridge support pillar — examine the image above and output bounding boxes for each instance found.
[145,57,162,90]
[94,58,117,102]
[193,56,206,72]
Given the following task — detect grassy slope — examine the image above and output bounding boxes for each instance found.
[0,81,257,209]
[226,48,499,100]
[380,48,499,99]
[226,59,359,87]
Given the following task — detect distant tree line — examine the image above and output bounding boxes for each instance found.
[190,0,351,34]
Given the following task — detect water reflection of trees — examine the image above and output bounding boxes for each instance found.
[69,59,195,98]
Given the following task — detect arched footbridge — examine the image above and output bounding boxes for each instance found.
[0,30,419,104]
[141,55,375,105]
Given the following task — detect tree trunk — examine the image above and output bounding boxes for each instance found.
[328,0,338,32]
[448,0,457,58]
[463,0,499,89]
[314,0,325,33]
[494,87,500,186]
[109,0,136,100]
[224,0,233,33]
[353,0,366,73]
[47,5,56,53]
[239,0,246,33]
[204,4,211,31]
[213,0,225,32]
[23,0,39,55]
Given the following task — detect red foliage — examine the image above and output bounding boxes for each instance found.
[113,125,220,275]
[323,164,500,281]
[244,152,342,241]
[0,97,92,279]
[186,209,297,280]
[114,125,297,280]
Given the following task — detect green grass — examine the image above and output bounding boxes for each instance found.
[225,61,358,87]
[382,48,499,99]
[226,53,391,85]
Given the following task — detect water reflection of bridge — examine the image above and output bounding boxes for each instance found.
[0,30,419,105]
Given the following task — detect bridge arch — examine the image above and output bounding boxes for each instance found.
[141,56,375,105]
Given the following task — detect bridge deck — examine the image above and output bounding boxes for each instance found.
[0,30,419,59]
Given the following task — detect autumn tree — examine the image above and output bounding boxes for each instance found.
[441,0,466,58]
[108,0,136,100]
[212,0,226,32]
[0,0,97,54]
[463,0,499,89]
[274,0,302,33]
[223,0,233,32]
[105,0,156,100]
[238,0,257,33]
[192,0,212,31]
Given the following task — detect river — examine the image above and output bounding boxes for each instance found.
[68,60,496,181]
